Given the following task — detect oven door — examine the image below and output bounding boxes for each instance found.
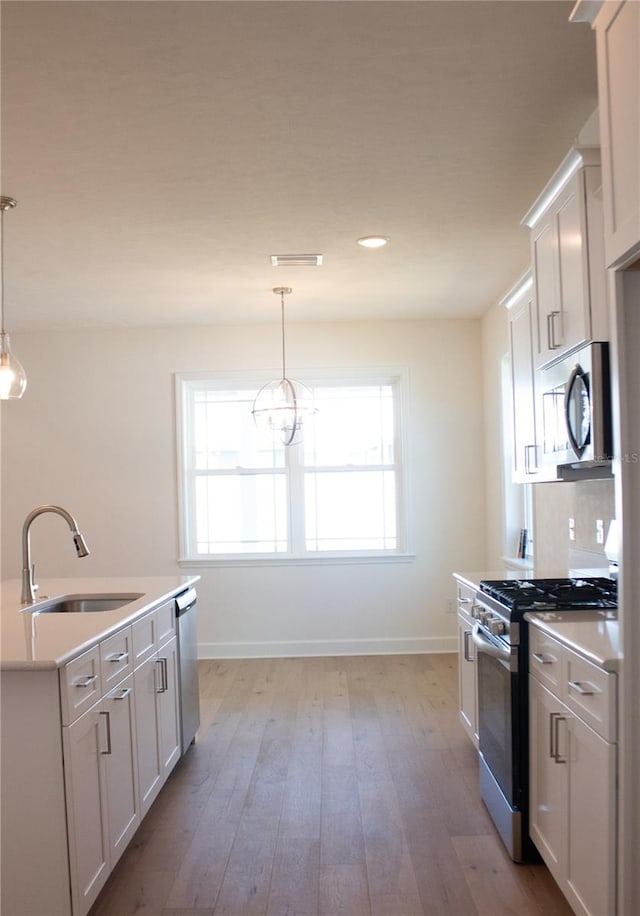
[473,625,518,801]
[472,623,525,860]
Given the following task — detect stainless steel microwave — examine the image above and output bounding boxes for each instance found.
[536,342,612,474]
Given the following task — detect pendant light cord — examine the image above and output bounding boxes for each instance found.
[0,207,5,335]
[280,289,287,379]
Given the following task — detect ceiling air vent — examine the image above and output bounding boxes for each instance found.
[271,253,323,267]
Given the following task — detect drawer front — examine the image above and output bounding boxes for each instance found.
[132,612,157,668]
[562,649,616,741]
[100,626,133,692]
[529,628,563,692]
[60,646,102,725]
[155,600,176,648]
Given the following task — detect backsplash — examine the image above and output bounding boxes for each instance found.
[533,478,616,572]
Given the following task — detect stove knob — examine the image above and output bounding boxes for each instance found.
[488,618,505,636]
[471,604,483,620]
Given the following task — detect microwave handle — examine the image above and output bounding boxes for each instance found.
[564,363,590,458]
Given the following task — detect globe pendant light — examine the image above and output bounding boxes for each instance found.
[0,197,26,400]
[252,287,317,446]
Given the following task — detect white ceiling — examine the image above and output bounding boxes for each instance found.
[1,1,598,330]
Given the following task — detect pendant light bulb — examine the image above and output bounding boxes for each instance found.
[0,332,27,400]
[252,287,317,446]
[0,196,26,400]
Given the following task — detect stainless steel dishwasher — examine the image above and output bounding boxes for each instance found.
[175,587,200,754]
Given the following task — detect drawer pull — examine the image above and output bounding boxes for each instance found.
[113,687,132,701]
[458,596,471,604]
[533,652,555,665]
[568,680,596,697]
[73,674,98,689]
[107,651,128,663]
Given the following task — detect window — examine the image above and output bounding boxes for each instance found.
[176,370,407,563]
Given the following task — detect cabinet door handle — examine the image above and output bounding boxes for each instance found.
[100,710,112,755]
[549,712,567,763]
[547,310,561,350]
[458,596,471,604]
[107,651,128,663]
[533,652,555,665]
[73,674,98,689]
[463,629,475,662]
[568,680,596,696]
[156,657,168,693]
[113,686,132,701]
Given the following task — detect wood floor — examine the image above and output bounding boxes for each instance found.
[89,654,572,916]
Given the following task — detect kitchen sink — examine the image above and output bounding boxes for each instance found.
[25,593,144,613]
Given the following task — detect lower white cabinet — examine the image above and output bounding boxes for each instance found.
[134,634,180,817]
[0,599,184,916]
[455,579,478,747]
[63,674,139,915]
[529,632,617,916]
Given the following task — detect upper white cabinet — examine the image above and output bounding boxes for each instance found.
[505,271,541,480]
[592,0,640,267]
[522,149,608,369]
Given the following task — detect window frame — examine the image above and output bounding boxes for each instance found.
[175,367,412,567]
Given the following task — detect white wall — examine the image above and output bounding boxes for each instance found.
[481,300,510,569]
[0,318,486,657]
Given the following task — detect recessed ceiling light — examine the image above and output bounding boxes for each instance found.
[356,235,389,248]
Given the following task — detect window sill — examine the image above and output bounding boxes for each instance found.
[178,552,416,568]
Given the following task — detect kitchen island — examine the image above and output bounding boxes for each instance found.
[0,575,199,916]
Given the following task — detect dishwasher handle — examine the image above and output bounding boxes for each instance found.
[175,587,197,616]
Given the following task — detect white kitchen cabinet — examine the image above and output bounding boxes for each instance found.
[133,602,180,817]
[529,634,617,916]
[522,151,608,369]
[63,673,139,916]
[455,580,478,747]
[507,274,540,480]
[593,0,640,267]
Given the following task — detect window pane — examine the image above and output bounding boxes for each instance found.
[305,470,397,551]
[194,389,285,470]
[303,385,395,467]
[195,473,287,553]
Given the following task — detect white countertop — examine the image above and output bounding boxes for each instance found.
[524,610,621,672]
[0,575,199,670]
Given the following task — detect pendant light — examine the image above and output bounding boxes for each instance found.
[252,287,317,446]
[0,196,26,400]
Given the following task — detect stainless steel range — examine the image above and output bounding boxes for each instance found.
[471,576,617,862]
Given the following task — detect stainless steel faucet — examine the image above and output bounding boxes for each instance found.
[21,505,90,604]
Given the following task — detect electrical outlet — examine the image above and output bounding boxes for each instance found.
[596,519,605,544]
[569,517,576,542]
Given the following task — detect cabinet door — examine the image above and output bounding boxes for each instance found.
[509,293,538,480]
[565,715,616,916]
[457,615,478,747]
[63,707,110,916]
[157,634,181,776]
[134,654,163,817]
[532,218,559,367]
[556,176,590,350]
[528,676,567,887]
[595,0,640,266]
[103,675,140,866]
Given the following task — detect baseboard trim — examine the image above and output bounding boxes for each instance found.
[198,636,457,659]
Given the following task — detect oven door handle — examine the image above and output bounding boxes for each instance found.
[471,623,512,669]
